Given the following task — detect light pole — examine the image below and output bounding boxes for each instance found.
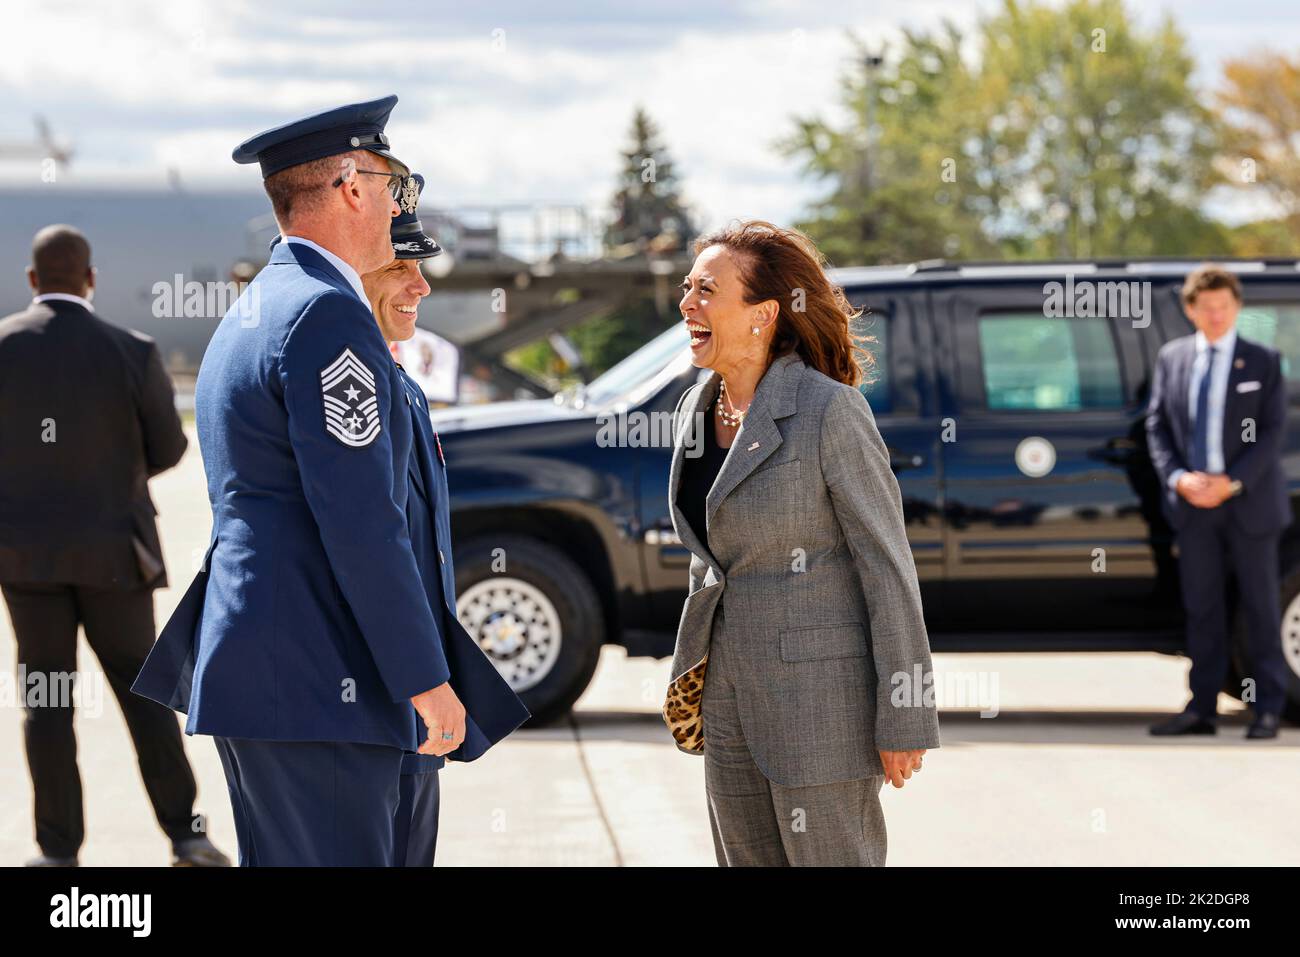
[862,50,884,194]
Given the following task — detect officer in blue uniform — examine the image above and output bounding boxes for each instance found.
[133,97,491,866]
[359,173,528,865]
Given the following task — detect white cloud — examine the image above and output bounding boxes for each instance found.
[0,0,975,228]
[3,0,1293,236]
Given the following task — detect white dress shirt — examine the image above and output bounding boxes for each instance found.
[282,235,369,305]
[32,292,95,312]
[1168,326,1236,489]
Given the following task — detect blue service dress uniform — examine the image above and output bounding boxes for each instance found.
[390,365,532,865]
[377,169,528,864]
[392,367,451,866]
[134,240,449,865]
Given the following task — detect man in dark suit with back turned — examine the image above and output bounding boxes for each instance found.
[357,173,530,866]
[0,225,229,866]
[1145,264,1292,739]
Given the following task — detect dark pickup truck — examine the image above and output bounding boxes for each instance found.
[430,258,1300,724]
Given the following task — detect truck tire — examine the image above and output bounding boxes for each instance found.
[453,535,604,726]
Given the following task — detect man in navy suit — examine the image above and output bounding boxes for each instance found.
[133,97,472,865]
[1145,264,1292,739]
[359,173,528,866]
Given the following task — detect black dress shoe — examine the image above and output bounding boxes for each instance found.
[25,854,78,867]
[172,836,232,867]
[1246,712,1281,739]
[1149,711,1217,735]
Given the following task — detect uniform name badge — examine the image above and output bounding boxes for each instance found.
[320,347,381,447]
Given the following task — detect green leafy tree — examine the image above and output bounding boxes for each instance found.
[785,0,1227,264]
[1223,218,1300,257]
[970,0,1225,257]
[1216,49,1300,254]
[782,24,999,264]
[568,298,665,374]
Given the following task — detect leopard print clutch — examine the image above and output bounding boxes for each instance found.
[662,655,708,754]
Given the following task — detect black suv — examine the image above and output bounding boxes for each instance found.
[430,259,1300,724]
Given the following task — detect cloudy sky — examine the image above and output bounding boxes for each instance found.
[4,0,1299,232]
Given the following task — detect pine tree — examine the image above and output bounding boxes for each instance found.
[605,107,694,255]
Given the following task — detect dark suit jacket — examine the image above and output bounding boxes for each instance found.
[0,298,186,588]
[1145,331,1290,536]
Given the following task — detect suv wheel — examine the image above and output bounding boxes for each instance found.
[454,536,604,725]
[1276,566,1300,724]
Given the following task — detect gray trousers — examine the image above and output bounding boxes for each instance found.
[702,627,888,867]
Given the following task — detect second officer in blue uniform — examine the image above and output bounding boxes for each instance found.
[359,174,528,866]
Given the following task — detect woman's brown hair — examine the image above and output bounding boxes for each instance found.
[693,220,875,388]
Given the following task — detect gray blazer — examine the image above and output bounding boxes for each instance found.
[665,352,941,788]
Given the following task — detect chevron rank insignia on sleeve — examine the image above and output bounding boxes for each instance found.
[320,347,381,447]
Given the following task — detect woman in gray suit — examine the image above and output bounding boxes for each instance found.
[662,220,940,866]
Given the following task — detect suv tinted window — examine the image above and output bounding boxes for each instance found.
[977,312,1124,411]
[1236,303,1300,383]
[855,312,891,414]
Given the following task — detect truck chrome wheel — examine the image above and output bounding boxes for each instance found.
[1283,591,1300,680]
[458,578,563,692]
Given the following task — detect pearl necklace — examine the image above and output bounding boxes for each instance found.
[716,379,750,428]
